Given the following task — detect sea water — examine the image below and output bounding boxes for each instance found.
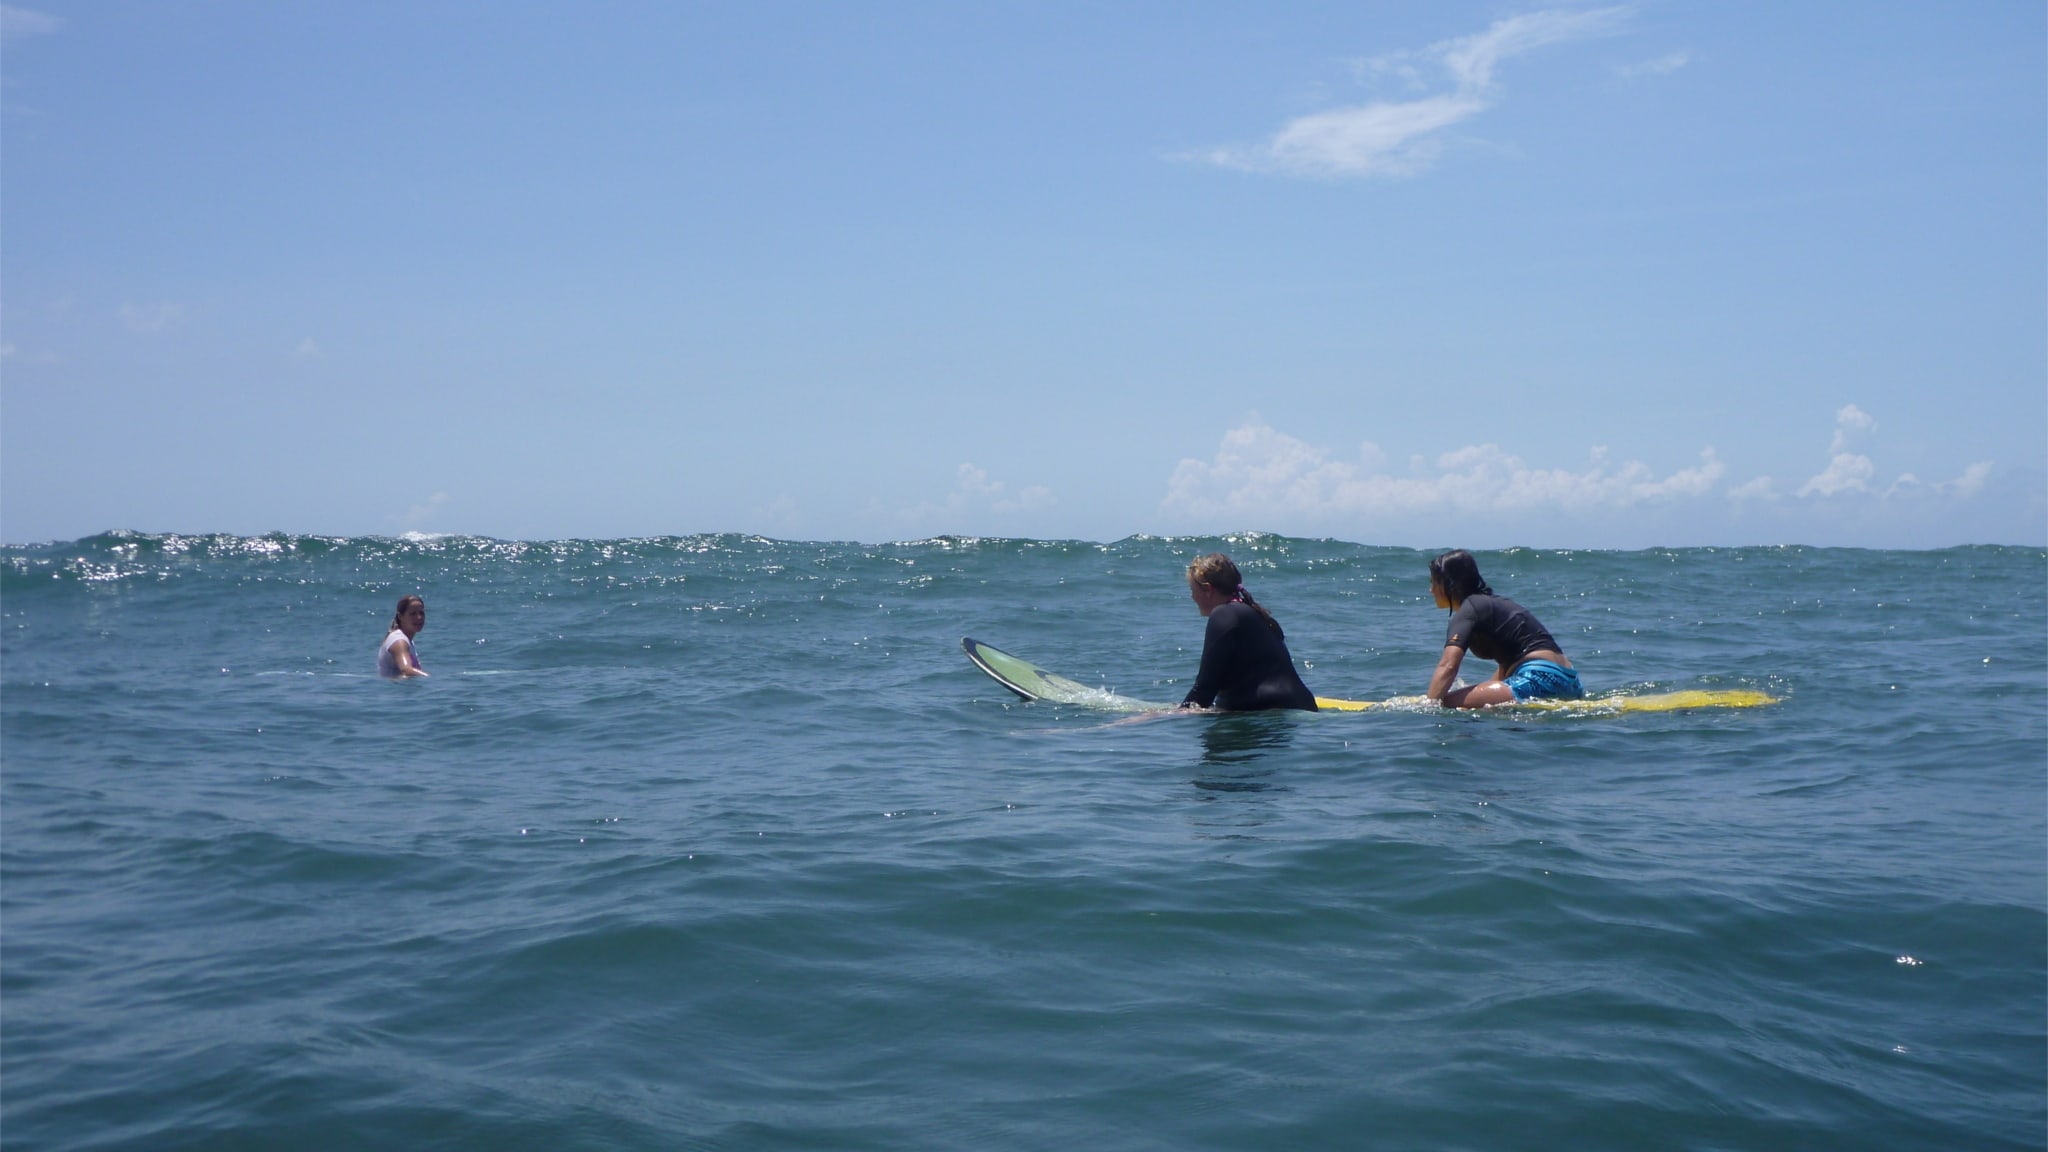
[3,532,2042,1151]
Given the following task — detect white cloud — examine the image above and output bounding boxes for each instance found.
[1728,475,1779,503]
[1352,50,1430,91]
[1165,408,1997,531]
[1162,418,1721,520]
[1717,403,2001,508]
[404,491,449,529]
[0,5,60,39]
[1799,404,1880,496]
[1936,462,1992,498]
[1441,8,1629,91]
[120,302,183,334]
[1261,93,1484,178]
[1828,403,1875,453]
[1615,51,1689,78]
[954,463,1053,514]
[900,464,1055,524]
[294,337,321,358]
[1196,7,1629,179]
[1,343,61,365]
[1798,452,1875,497]
[751,495,801,535]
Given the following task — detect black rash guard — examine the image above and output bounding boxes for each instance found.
[1444,594,1565,667]
[1184,602,1318,712]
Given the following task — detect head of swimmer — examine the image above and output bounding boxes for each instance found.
[1185,553,1243,616]
[1428,550,1492,610]
[391,595,427,637]
[1185,553,1284,637]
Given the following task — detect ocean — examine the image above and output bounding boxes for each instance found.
[3,532,2042,1151]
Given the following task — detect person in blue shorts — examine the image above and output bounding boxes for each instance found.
[1423,550,1582,708]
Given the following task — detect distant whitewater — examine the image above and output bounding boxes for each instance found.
[4,533,2042,1150]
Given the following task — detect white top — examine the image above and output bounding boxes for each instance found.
[377,629,416,678]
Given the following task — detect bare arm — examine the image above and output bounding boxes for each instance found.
[394,637,429,678]
[1426,644,1465,703]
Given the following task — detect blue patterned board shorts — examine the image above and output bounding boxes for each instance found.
[1505,659,1584,701]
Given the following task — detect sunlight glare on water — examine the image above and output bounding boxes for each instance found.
[3,534,2042,1150]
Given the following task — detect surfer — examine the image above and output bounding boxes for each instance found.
[1424,550,1580,708]
[1180,554,1318,712]
[378,595,430,679]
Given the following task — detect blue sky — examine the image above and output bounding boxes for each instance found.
[4,2,2042,547]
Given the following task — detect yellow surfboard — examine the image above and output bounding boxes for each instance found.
[1313,689,1778,713]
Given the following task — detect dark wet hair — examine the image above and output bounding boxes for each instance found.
[1428,550,1492,606]
[390,595,425,632]
[1187,552,1283,639]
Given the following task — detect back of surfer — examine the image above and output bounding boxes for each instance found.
[1424,550,1579,708]
[378,595,429,679]
[1180,553,1317,712]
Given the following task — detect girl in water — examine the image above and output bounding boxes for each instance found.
[378,595,429,679]
[1180,554,1317,712]
[1424,550,1580,708]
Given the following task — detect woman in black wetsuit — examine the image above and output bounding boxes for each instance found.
[1180,553,1318,712]
[1424,550,1582,708]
